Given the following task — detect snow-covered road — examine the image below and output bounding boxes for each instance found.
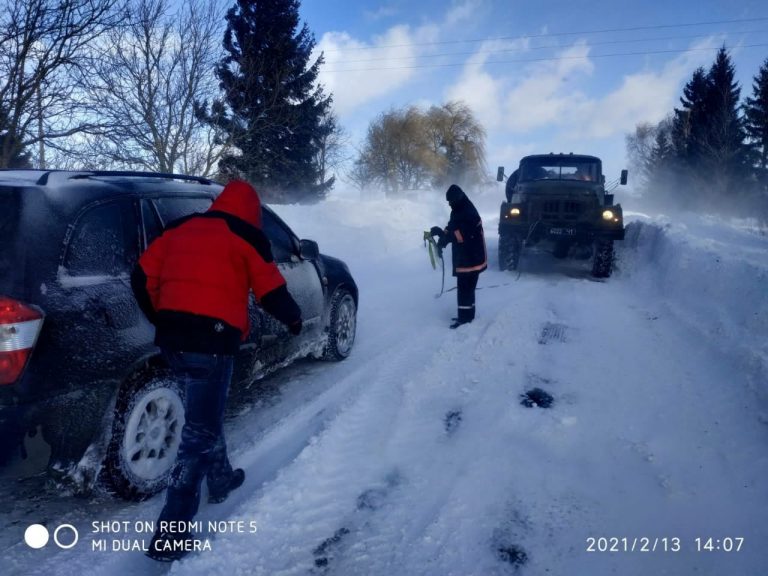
[4,195,768,575]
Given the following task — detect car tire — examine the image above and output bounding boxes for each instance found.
[323,289,357,361]
[103,371,185,501]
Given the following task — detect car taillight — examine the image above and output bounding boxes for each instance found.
[0,297,44,385]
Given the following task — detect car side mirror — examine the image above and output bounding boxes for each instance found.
[299,239,319,260]
[496,166,505,182]
[604,194,614,206]
[620,169,628,185]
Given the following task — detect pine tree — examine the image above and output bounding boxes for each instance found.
[641,119,679,208]
[702,46,748,198]
[744,58,768,177]
[207,0,333,202]
[672,67,709,169]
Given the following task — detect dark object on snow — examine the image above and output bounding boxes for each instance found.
[496,153,626,277]
[313,526,351,569]
[0,169,358,501]
[444,409,463,434]
[497,543,529,567]
[357,487,389,511]
[520,388,554,409]
[430,184,487,325]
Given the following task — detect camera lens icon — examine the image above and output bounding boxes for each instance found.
[24,524,79,549]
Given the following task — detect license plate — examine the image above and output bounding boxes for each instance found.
[549,227,576,236]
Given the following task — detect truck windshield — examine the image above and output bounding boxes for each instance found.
[519,159,600,182]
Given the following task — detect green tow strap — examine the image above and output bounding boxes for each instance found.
[423,231,445,297]
[423,230,438,269]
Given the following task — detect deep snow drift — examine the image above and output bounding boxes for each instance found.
[4,190,768,576]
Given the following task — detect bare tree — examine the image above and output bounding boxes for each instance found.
[425,101,487,189]
[82,0,226,176]
[314,110,350,189]
[0,0,123,168]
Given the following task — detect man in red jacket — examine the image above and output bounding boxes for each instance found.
[131,180,302,562]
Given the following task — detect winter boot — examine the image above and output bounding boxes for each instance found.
[208,468,245,504]
[450,319,471,329]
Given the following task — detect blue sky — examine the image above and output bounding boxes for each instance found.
[299,0,768,190]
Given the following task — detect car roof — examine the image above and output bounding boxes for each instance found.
[0,169,223,214]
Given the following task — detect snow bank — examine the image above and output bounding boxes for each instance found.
[618,215,768,395]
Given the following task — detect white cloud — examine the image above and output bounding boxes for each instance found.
[314,2,482,118]
[566,37,722,139]
[364,5,398,21]
[501,42,594,132]
[315,26,420,116]
[445,0,484,27]
[445,36,724,144]
[444,38,531,129]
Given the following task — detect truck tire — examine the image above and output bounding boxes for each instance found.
[592,239,614,278]
[498,235,521,271]
[103,371,185,500]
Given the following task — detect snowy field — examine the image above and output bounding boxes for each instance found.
[4,189,768,575]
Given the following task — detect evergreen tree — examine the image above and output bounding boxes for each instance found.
[646,128,674,197]
[206,0,333,202]
[744,58,768,176]
[671,67,709,169]
[638,118,679,209]
[702,46,748,198]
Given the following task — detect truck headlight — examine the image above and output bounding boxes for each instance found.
[510,207,521,217]
[602,209,615,221]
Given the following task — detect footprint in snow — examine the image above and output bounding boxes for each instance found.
[444,409,462,435]
[520,388,554,409]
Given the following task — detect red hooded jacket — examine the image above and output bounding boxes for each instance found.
[131,180,301,354]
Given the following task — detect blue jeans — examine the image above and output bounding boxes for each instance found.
[157,350,235,526]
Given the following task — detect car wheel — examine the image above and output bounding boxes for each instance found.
[104,372,185,500]
[323,289,357,361]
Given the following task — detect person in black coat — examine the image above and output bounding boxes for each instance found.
[431,184,487,329]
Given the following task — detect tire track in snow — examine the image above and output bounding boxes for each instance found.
[314,286,559,575]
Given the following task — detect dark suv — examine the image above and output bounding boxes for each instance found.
[0,170,358,499]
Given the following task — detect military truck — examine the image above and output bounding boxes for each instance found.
[496,153,627,278]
